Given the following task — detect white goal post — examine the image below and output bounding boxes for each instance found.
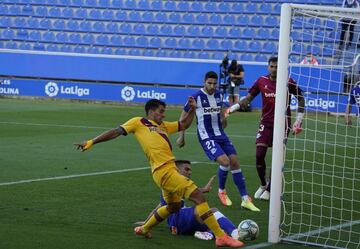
[270,3,360,248]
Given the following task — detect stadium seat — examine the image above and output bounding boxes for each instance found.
[325,19,336,30]
[254,54,268,62]
[59,45,72,52]
[67,20,79,31]
[128,11,141,22]
[85,0,97,7]
[46,44,58,51]
[196,13,209,24]
[218,2,230,13]
[240,53,253,61]
[149,37,161,48]
[96,35,109,45]
[72,0,84,7]
[214,26,227,38]
[56,32,68,43]
[142,11,154,22]
[234,40,248,52]
[207,39,219,50]
[40,19,52,29]
[0,5,8,15]
[151,0,163,10]
[306,45,321,55]
[198,51,210,59]
[124,0,136,9]
[59,0,71,5]
[201,26,214,37]
[123,36,135,46]
[262,42,277,53]
[9,5,21,15]
[33,42,45,51]
[14,17,26,28]
[183,50,195,58]
[43,31,56,42]
[232,3,244,13]
[164,37,176,48]
[204,2,216,12]
[223,14,235,25]
[169,50,182,58]
[248,41,262,52]
[0,17,11,28]
[264,16,278,27]
[74,45,86,53]
[5,42,18,49]
[155,49,167,57]
[16,29,29,39]
[174,25,186,36]
[79,21,91,32]
[147,24,159,35]
[101,47,113,54]
[27,18,39,29]
[191,2,203,12]
[76,8,88,19]
[270,29,279,40]
[164,1,176,11]
[53,19,65,30]
[143,49,154,57]
[69,33,81,43]
[49,7,61,17]
[138,0,150,10]
[120,23,132,34]
[169,12,181,23]
[115,10,127,21]
[250,15,263,26]
[183,13,195,24]
[89,9,102,20]
[192,38,205,50]
[178,38,191,49]
[29,30,41,41]
[236,15,249,26]
[306,17,322,29]
[273,3,281,14]
[292,43,306,54]
[22,5,34,15]
[83,33,95,44]
[229,27,241,38]
[209,14,222,25]
[133,23,145,34]
[93,22,105,32]
[155,12,167,23]
[110,35,121,46]
[62,7,74,18]
[188,26,200,37]
[87,46,100,54]
[106,22,118,33]
[258,3,272,14]
[220,40,233,51]
[111,0,123,8]
[136,36,149,47]
[177,1,190,11]
[212,51,226,60]
[245,3,257,14]
[115,48,126,55]
[256,28,270,40]
[241,27,255,39]
[18,43,32,50]
[160,25,173,36]
[99,0,110,8]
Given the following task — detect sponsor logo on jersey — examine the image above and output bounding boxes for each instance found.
[203,106,221,113]
[265,92,276,98]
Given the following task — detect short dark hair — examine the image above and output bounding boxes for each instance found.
[205,71,218,81]
[175,160,191,168]
[268,57,278,64]
[145,99,166,115]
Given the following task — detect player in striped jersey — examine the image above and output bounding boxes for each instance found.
[345,81,360,126]
[177,71,260,212]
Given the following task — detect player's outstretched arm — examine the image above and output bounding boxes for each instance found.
[176,110,187,148]
[225,94,253,117]
[199,175,216,193]
[74,128,124,152]
[179,96,196,130]
[345,103,353,127]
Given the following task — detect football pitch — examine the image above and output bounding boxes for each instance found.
[0,97,357,249]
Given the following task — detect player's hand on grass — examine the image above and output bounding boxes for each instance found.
[74,140,93,151]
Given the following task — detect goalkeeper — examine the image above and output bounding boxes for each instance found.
[226,57,305,201]
[345,80,360,126]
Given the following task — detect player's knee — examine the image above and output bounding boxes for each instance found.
[217,156,230,166]
[256,146,267,163]
[167,202,181,213]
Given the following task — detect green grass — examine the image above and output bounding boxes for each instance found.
[0,98,358,249]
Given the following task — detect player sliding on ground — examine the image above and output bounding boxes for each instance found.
[226,57,305,201]
[75,98,244,248]
[135,160,243,242]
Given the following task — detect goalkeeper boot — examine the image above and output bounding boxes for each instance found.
[218,191,232,206]
[216,234,244,248]
[259,190,270,201]
[254,185,267,199]
[241,199,260,212]
[134,226,152,238]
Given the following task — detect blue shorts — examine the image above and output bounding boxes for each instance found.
[167,207,208,235]
[199,137,237,161]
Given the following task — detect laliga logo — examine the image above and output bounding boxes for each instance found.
[45,82,59,97]
[121,86,136,101]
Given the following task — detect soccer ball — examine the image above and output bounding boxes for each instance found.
[237,219,259,241]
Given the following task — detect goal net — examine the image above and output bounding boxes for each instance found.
[270,4,360,249]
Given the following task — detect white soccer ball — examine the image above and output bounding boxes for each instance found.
[238,219,259,241]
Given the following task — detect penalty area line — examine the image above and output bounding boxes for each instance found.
[0,166,150,186]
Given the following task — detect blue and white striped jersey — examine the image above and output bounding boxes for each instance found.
[184,89,227,141]
[348,84,360,116]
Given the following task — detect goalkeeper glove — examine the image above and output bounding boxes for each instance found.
[225,103,240,118]
[83,140,94,150]
[292,113,304,135]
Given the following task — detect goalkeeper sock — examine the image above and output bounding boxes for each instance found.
[196,202,225,237]
[231,169,248,197]
[142,205,170,232]
[218,165,229,190]
[256,146,268,187]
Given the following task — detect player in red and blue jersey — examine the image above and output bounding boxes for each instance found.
[177,71,260,212]
[227,57,305,201]
[345,82,360,126]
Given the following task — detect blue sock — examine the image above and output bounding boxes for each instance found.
[218,165,229,190]
[232,169,248,197]
[216,214,237,236]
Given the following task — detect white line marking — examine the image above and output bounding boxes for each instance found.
[0,166,149,186]
[243,242,273,249]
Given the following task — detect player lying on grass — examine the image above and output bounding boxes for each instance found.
[134,160,242,241]
[75,98,243,248]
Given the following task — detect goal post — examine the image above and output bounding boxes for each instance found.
[270,3,360,248]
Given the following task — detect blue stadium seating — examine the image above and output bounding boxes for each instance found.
[106,22,118,33]
[169,13,181,24]
[248,41,262,52]
[178,38,191,49]
[115,48,126,55]
[198,51,210,59]
[43,31,56,42]
[16,29,28,39]
[149,37,161,48]
[254,54,268,62]
[207,39,219,50]
[174,25,186,36]
[196,13,209,24]
[191,2,202,12]
[214,26,227,38]
[263,42,277,53]
[240,53,253,61]
[62,7,74,18]
[0,17,11,27]
[54,19,65,30]
[164,1,176,11]
[228,27,241,38]
[232,3,244,13]
[234,40,248,52]
[101,47,112,54]
[202,26,213,37]
[169,50,182,58]
[151,0,163,11]
[74,45,86,53]
[177,1,190,12]
[188,26,200,37]
[220,40,233,51]
[87,46,99,54]
[14,17,26,28]
[192,38,205,50]
[29,30,41,41]
[164,37,176,48]
[137,36,149,47]
[142,49,154,57]
[83,33,95,44]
